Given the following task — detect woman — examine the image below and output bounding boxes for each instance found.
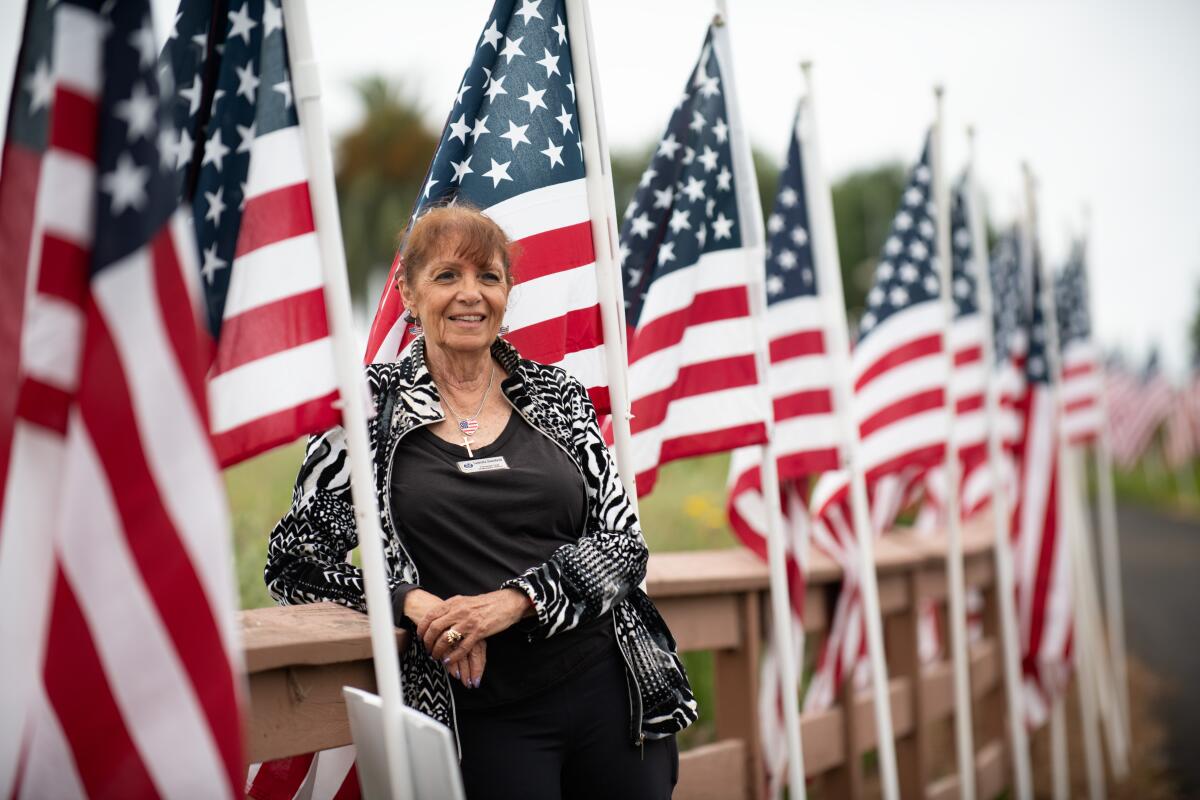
[266,205,696,799]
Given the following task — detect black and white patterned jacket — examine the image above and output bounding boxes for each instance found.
[265,337,697,745]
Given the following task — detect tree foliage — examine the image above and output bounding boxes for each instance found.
[334,77,439,299]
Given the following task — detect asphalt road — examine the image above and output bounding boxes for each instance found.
[1118,504,1200,794]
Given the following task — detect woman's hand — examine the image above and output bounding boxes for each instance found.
[448,640,487,689]
[417,589,532,665]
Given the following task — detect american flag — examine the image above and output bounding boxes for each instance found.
[727,100,837,575]
[617,23,769,495]
[1054,242,1103,446]
[161,0,341,467]
[1163,382,1197,471]
[0,0,242,795]
[921,180,991,517]
[723,100,835,796]
[1107,351,1174,469]
[364,0,611,413]
[247,745,358,800]
[989,228,1030,452]
[804,136,950,711]
[1011,243,1072,726]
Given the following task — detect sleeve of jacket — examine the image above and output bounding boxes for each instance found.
[263,369,409,612]
[501,371,648,638]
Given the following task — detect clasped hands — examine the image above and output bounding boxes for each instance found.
[404,587,532,690]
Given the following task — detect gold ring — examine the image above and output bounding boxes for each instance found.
[444,628,464,647]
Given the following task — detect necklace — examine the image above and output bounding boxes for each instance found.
[435,361,495,458]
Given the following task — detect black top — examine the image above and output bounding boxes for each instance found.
[389,410,616,709]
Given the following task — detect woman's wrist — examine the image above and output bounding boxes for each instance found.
[402,588,442,625]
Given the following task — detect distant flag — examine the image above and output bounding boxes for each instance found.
[364,0,612,413]
[724,101,838,796]
[804,136,951,710]
[988,229,1030,454]
[0,0,242,794]
[617,23,769,495]
[1107,350,1173,469]
[1054,242,1103,445]
[1011,243,1072,726]
[161,0,342,466]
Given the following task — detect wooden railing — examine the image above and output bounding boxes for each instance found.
[241,518,1012,799]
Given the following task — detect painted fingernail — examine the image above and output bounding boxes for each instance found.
[442,657,450,664]
[472,678,480,688]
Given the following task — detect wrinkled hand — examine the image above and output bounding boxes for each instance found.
[446,640,487,689]
[417,589,531,666]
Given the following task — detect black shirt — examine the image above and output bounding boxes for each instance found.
[390,410,616,709]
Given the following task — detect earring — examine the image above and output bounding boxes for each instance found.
[404,308,422,335]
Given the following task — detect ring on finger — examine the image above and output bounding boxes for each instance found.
[444,628,464,647]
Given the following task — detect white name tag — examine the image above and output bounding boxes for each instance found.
[456,456,510,474]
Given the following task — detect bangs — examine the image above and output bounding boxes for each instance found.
[401,204,514,282]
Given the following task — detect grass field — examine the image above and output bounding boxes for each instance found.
[227,439,738,747]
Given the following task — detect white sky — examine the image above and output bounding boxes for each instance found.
[3,0,1198,374]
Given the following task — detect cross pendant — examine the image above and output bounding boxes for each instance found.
[461,435,474,458]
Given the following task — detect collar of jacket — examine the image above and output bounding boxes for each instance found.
[390,335,536,434]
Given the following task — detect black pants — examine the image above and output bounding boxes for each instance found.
[455,650,678,799]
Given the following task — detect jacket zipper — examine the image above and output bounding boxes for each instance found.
[382,414,464,757]
[501,396,646,746]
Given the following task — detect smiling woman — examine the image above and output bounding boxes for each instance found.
[264,205,696,799]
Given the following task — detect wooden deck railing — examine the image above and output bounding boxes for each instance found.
[241,518,1012,799]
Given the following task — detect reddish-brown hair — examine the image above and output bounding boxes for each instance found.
[398,204,514,287]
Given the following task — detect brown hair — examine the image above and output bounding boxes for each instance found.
[398,203,514,287]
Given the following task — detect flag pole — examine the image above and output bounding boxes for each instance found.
[1025,163,1105,800]
[932,87,977,800]
[281,2,413,797]
[964,126,1034,800]
[710,5,808,794]
[801,61,901,800]
[565,0,640,508]
[1081,211,1133,742]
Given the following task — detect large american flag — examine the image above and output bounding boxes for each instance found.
[617,23,769,496]
[1011,243,1072,727]
[161,0,341,466]
[724,101,835,796]
[804,136,950,711]
[1054,242,1103,446]
[364,0,611,413]
[0,0,242,795]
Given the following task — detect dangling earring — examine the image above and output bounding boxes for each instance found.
[499,307,509,336]
[404,308,422,336]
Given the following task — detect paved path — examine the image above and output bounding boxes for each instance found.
[1117,504,1200,794]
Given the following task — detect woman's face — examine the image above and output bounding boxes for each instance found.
[400,240,510,357]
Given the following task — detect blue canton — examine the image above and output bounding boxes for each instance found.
[949,180,979,319]
[989,229,1025,367]
[763,107,817,305]
[618,26,742,327]
[6,0,54,156]
[859,137,940,338]
[1025,247,1051,386]
[1054,241,1090,352]
[93,0,183,271]
[417,0,582,216]
[161,0,297,336]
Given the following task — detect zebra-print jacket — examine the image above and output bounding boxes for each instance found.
[264,336,697,745]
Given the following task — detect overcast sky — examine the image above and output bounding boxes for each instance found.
[3,0,1198,374]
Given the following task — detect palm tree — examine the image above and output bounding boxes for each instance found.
[335,76,440,300]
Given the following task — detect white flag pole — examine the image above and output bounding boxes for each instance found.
[800,61,901,800]
[931,87,977,800]
[565,0,640,509]
[1025,163,1104,800]
[1081,211,1133,741]
[710,5,808,795]
[1050,696,1071,800]
[964,127,1034,800]
[281,3,413,797]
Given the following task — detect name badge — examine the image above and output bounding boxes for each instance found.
[457,456,509,474]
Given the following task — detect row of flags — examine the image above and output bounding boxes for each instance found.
[0,0,1179,796]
